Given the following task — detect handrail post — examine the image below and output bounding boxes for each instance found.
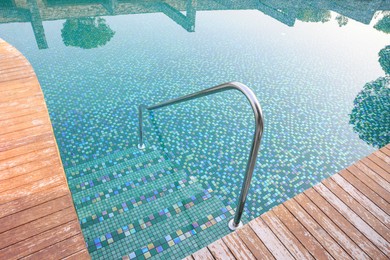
[228,123,262,230]
[138,105,146,150]
[137,82,264,231]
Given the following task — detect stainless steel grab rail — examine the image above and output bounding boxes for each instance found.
[137,82,264,230]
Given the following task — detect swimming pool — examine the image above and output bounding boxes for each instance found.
[1,0,389,259]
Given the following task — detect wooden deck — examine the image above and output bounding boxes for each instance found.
[187,144,390,260]
[0,39,89,259]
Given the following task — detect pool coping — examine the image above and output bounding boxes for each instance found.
[0,38,89,259]
[186,144,390,259]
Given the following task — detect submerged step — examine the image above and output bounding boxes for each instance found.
[67,149,163,188]
[79,174,200,229]
[74,166,188,210]
[69,153,166,193]
[65,146,155,180]
[85,188,214,253]
[78,173,203,239]
[119,205,235,260]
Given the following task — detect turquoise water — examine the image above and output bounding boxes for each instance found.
[1,0,389,259]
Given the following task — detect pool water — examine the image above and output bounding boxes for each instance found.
[1,0,389,259]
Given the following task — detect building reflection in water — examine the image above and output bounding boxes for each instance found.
[0,0,389,49]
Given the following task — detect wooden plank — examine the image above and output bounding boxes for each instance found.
[222,232,256,260]
[340,170,390,215]
[0,71,35,83]
[0,221,81,259]
[0,88,41,103]
[0,64,34,77]
[0,184,68,219]
[0,195,73,233]
[375,150,390,165]
[283,197,351,259]
[0,165,62,194]
[323,178,390,239]
[261,210,313,259]
[0,110,48,129]
[380,147,390,156]
[63,249,90,260]
[0,74,35,85]
[0,139,54,163]
[236,224,274,260]
[0,79,40,97]
[0,207,75,249]
[0,146,57,174]
[0,78,40,92]
[272,204,333,260]
[294,193,369,259]
[21,234,86,260]
[183,256,194,260]
[345,165,390,204]
[367,151,390,173]
[0,59,29,71]
[314,183,390,255]
[0,114,48,136]
[0,172,65,204]
[192,247,215,260]
[0,97,46,116]
[208,239,235,260]
[0,128,53,153]
[331,174,389,227]
[0,153,58,181]
[0,105,46,122]
[305,188,387,259]
[354,161,390,192]
[0,94,43,110]
[248,217,294,259]
[361,157,390,182]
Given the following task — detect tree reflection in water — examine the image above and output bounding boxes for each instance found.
[374,14,390,34]
[350,77,390,148]
[61,17,115,49]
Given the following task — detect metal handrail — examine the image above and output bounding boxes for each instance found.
[137,82,264,230]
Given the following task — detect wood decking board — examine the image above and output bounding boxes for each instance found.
[0,39,89,259]
[236,225,274,260]
[188,144,390,259]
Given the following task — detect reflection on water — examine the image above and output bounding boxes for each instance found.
[379,45,390,74]
[350,77,390,148]
[61,17,115,49]
[350,43,390,149]
[296,8,331,23]
[335,15,348,27]
[375,13,390,34]
[0,0,389,49]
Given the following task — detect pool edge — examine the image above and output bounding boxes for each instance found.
[187,144,390,259]
[0,38,90,259]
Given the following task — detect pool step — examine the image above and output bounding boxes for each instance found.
[66,147,232,260]
[77,170,196,233]
[85,187,215,253]
[65,145,161,182]
[68,151,167,194]
[87,190,233,260]
[119,199,233,260]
